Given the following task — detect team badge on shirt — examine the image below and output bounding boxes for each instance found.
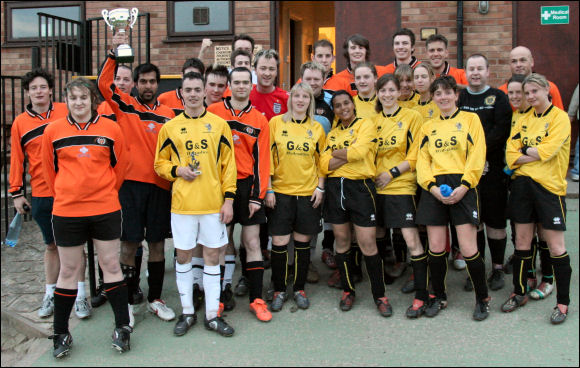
[146,123,156,133]
[544,123,549,130]
[397,122,403,129]
[484,95,496,106]
[455,122,462,131]
[273,102,282,114]
[307,129,313,138]
[245,126,254,135]
[95,137,107,145]
[78,146,90,158]
[428,109,434,117]
[349,129,354,136]
[205,123,212,132]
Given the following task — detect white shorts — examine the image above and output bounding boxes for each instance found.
[171,213,228,250]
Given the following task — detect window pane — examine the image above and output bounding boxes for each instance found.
[12,6,81,39]
[174,1,230,33]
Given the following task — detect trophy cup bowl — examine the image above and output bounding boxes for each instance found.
[102,8,138,63]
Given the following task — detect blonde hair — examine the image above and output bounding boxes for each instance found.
[413,62,435,79]
[523,73,550,90]
[283,83,316,124]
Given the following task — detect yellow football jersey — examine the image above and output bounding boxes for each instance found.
[399,91,421,109]
[413,99,440,124]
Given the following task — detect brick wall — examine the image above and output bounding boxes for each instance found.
[401,1,513,87]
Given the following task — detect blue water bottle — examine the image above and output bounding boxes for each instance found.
[440,184,453,197]
[4,213,23,247]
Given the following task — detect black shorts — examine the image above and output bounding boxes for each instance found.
[416,174,481,227]
[31,196,54,245]
[268,192,322,236]
[119,180,171,243]
[324,177,377,227]
[377,194,417,228]
[479,168,508,229]
[230,177,267,226]
[508,176,567,231]
[52,210,122,247]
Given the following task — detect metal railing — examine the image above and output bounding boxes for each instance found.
[87,12,150,75]
[1,76,26,238]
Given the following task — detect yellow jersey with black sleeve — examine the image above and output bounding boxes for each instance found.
[416,109,486,191]
[354,94,379,120]
[510,106,533,133]
[154,110,237,214]
[320,117,378,179]
[269,115,326,196]
[413,99,440,124]
[375,107,423,195]
[506,105,570,196]
[399,91,421,109]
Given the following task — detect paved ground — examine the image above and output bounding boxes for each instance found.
[2,185,579,366]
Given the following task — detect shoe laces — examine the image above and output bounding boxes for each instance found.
[42,295,53,308]
[76,298,89,309]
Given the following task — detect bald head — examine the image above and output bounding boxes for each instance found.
[510,46,534,76]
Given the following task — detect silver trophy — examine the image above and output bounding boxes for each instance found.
[189,152,202,175]
[102,8,139,63]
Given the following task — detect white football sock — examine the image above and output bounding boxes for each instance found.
[176,261,194,315]
[203,264,221,320]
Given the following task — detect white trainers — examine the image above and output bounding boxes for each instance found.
[128,304,135,329]
[147,299,175,321]
[75,297,92,319]
[38,294,54,318]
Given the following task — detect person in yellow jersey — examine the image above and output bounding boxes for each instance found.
[319,90,391,316]
[154,72,237,337]
[413,63,440,124]
[265,83,326,312]
[353,62,379,120]
[395,64,420,109]
[373,74,427,318]
[416,76,491,321]
[504,73,571,324]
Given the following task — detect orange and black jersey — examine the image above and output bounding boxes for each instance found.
[377,57,421,76]
[207,98,270,202]
[375,107,423,195]
[506,105,570,196]
[98,55,175,190]
[398,91,421,109]
[158,88,185,116]
[320,117,378,180]
[41,114,127,217]
[269,116,326,196]
[9,102,68,198]
[325,67,357,96]
[97,101,117,121]
[416,109,486,191]
[436,62,468,85]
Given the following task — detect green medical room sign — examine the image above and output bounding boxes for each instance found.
[540,5,570,25]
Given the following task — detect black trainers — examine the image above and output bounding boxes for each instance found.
[464,276,473,292]
[192,284,204,311]
[503,254,514,274]
[90,283,107,308]
[234,276,249,296]
[473,297,491,321]
[501,293,528,313]
[339,291,355,312]
[174,314,197,336]
[425,296,448,318]
[406,299,427,319]
[204,316,235,337]
[111,325,132,353]
[488,269,505,291]
[50,333,73,358]
[220,284,236,311]
[375,297,393,318]
[401,274,415,294]
[550,305,568,325]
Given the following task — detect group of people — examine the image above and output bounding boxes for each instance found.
[8,28,576,359]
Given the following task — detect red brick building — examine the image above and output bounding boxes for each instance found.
[1,1,578,106]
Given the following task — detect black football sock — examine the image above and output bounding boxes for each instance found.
[551,252,572,306]
[476,230,486,260]
[364,254,385,300]
[428,250,447,299]
[527,236,538,279]
[271,244,288,292]
[322,230,335,251]
[147,260,165,302]
[512,249,532,296]
[104,280,130,328]
[488,237,506,266]
[239,246,248,278]
[411,253,429,302]
[293,240,311,292]
[53,288,77,334]
[246,261,264,303]
[350,243,362,276]
[538,241,553,284]
[465,251,489,302]
[120,263,137,305]
[335,251,355,294]
[392,230,407,263]
[376,236,388,260]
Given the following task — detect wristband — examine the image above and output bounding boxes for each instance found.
[315,186,325,193]
[521,145,530,156]
[267,190,275,194]
[389,166,401,179]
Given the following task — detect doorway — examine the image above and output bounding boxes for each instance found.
[278,1,335,90]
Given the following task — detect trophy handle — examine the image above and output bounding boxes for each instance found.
[102,9,113,30]
[129,8,139,28]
